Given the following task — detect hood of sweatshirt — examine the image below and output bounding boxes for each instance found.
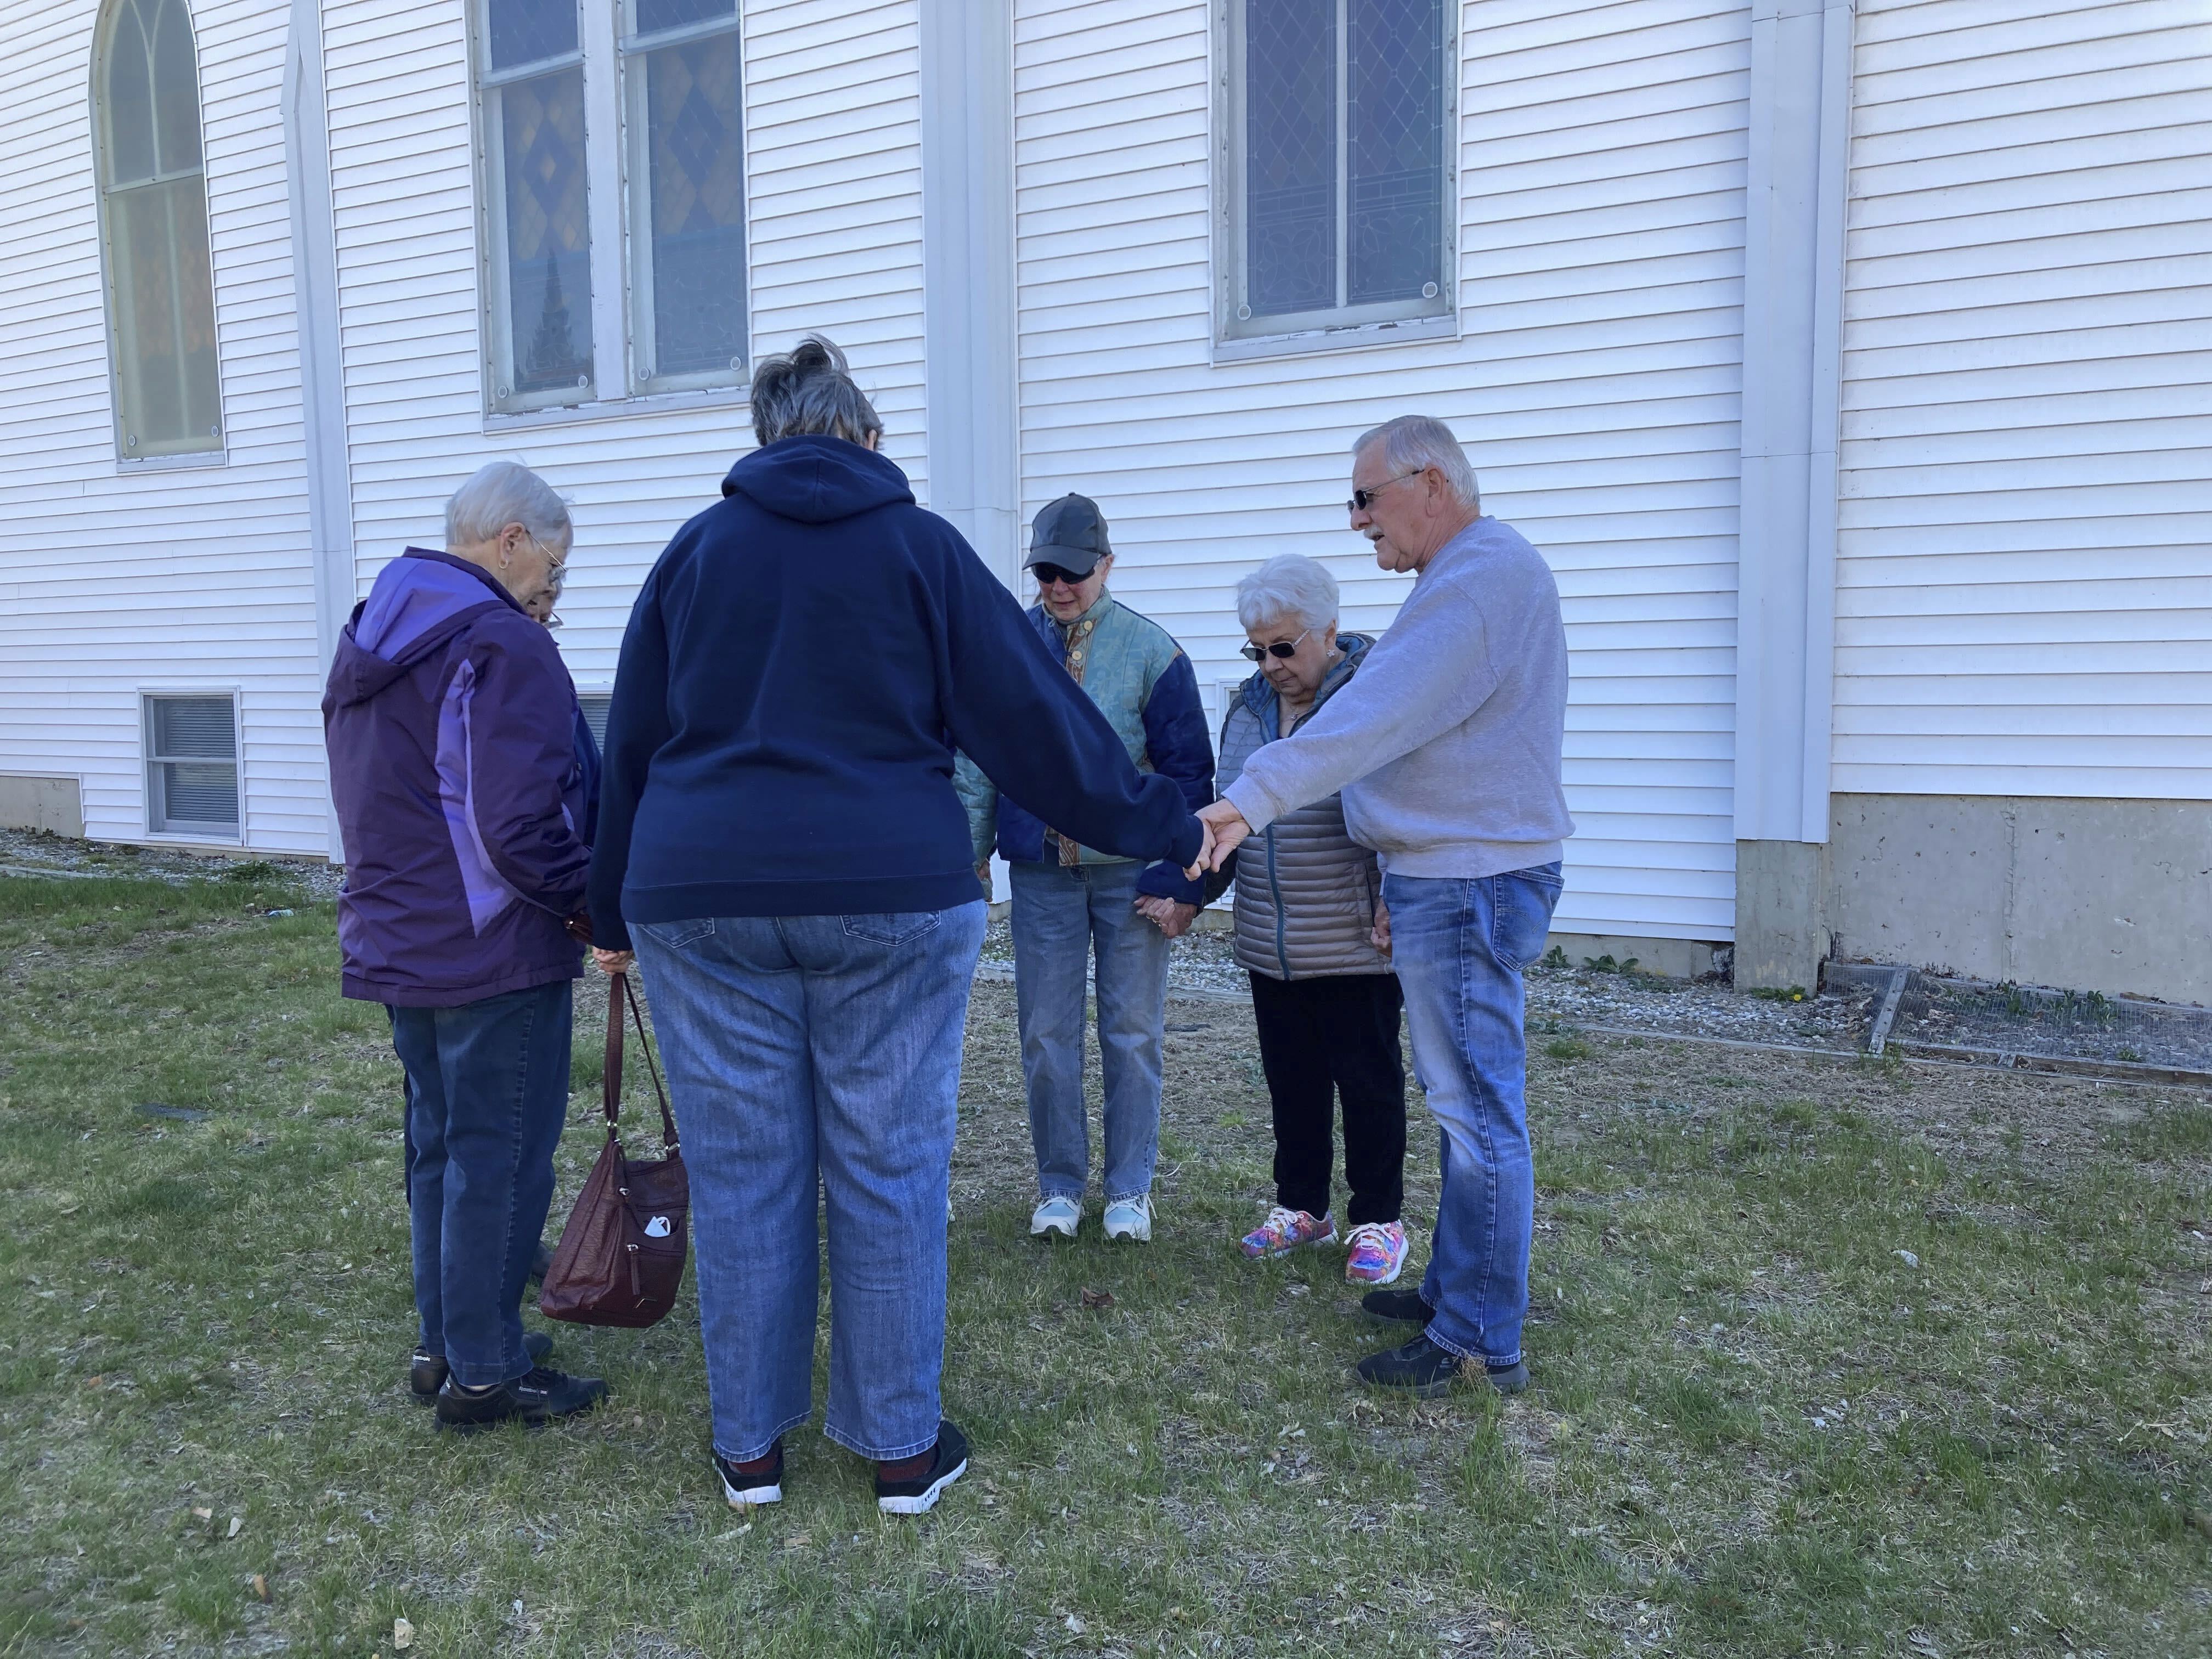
[325,549,513,708]
[721,433,916,524]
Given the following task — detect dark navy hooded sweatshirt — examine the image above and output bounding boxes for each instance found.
[323,549,594,1006]
[588,435,1203,948]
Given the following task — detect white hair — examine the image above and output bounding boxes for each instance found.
[1351,414,1480,507]
[1237,553,1339,634]
[444,460,572,549]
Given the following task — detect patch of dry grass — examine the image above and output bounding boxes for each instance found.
[2,875,2208,1657]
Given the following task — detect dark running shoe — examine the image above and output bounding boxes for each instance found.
[716,1442,785,1509]
[874,1420,969,1515]
[1360,1286,1435,1327]
[410,1332,552,1403]
[433,1365,607,1433]
[1355,1333,1529,1398]
[527,1240,555,1288]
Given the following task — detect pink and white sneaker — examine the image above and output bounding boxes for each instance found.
[1240,1206,1336,1259]
[1342,1221,1408,1285]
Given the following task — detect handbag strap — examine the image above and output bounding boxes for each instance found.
[602,970,679,1152]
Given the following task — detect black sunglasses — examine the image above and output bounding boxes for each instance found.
[1347,467,1425,512]
[1031,562,1093,587]
[1239,629,1311,662]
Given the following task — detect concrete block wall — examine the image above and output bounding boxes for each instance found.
[1740,794,2212,1004]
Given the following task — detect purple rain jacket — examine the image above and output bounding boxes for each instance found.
[323,548,592,1007]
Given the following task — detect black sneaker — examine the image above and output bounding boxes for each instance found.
[527,1240,554,1288]
[874,1420,969,1515]
[715,1442,785,1509]
[1354,1333,1528,1398]
[1360,1286,1435,1327]
[433,1365,607,1433]
[410,1332,552,1402]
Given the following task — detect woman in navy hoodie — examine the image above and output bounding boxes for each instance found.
[588,337,1206,1516]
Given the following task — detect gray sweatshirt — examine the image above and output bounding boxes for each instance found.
[1222,516,1572,879]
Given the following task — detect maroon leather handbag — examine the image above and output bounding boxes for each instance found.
[539,971,690,1329]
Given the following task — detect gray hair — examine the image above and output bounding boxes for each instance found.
[1237,553,1339,634]
[1351,414,1480,507]
[749,333,883,448]
[444,460,572,549]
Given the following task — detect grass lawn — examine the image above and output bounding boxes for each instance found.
[2,872,2208,1658]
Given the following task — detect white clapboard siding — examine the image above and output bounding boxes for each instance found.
[1013,0,1751,940]
[1835,0,2212,800]
[0,0,327,854]
[320,0,928,695]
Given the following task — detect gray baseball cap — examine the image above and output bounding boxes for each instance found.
[1025,494,1111,577]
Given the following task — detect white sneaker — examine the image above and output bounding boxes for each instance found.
[1102,1194,1153,1243]
[1030,1194,1081,1239]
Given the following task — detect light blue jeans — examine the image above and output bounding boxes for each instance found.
[1008,860,1169,1204]
[631,903,986,1463]
[1384,864,1563,1368]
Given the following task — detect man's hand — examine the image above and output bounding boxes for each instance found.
[975,860,995,898]
[1197,798,1250,871]
[1182,816,1215,882]
[1370,900,1392,960]
[592,947,634,976]
[1135,896,1200,939]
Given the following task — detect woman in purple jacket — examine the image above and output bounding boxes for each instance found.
[323,460,605,1434]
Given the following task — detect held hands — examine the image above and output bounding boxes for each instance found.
[1182,816,1215,882]
[1134,896,1200,939]
[1196,798,1250,871]
[592,946,634,976]
[1370,899,1392,959]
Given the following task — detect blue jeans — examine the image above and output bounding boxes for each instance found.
[1384,865,1563,1368]
[631,904,986,1463]
[1008,860,1169,1204]
[388,979,573,1386]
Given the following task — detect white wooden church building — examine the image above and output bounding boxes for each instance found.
[1,0,2206,1000]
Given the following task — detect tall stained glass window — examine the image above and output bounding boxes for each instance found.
[477,0,593,410]
[1225,0,1452,345]
[622,0,747,390]
[95,0,222,459]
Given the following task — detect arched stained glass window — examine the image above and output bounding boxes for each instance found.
[95,0,223,459]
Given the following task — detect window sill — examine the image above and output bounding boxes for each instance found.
[140,830,244,850]
[1211,311,1460,365]
[116,450,229,474]
[484,385,750,435]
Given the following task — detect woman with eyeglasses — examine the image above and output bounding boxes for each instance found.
[1211,554,1410,1285]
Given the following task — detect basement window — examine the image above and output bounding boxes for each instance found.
[143,692,240,838]
[577,690,612,751]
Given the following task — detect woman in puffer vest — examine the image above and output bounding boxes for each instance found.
[1210,555,1411,1285]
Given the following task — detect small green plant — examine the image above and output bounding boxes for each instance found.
[219,860,285,884]
[1545,1037,1593,1062]
[1541,944,1571,970]
[2117,1046,2145,1064]
[1770,1099,1817,1130]
[1749,985,1808,1003]
[1582,953,1640,974]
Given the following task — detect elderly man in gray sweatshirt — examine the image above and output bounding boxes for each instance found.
[1199,414,1571,1398]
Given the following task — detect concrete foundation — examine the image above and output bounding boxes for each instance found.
[0,774,83,837]
[1826,793,2211,1005]
[1734,838,1830,991]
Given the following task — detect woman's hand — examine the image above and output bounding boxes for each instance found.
[1370,901,1391,959]
[593,947,635,976]
[1135,896,1199,939]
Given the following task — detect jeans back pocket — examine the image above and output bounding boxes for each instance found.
[841,911,945,947]
[637,917,716,950]
[1488,865,1564,973]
